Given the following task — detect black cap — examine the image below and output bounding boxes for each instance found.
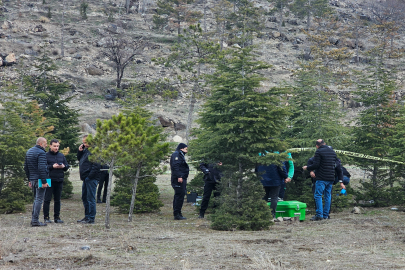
[177,143,188,150]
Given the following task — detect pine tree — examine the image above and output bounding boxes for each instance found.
[351,63,401,206]
[290,0,330,30]
[190,47,290,230]
[154,0,202,41]
[157,24,219,142]
[23,53,80,165]
[0,83,54,213]
[268,0,290,33]
[87,113,169,228]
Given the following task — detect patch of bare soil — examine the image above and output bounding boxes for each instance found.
[1,172,405,269]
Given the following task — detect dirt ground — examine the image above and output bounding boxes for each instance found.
[1,171,405,270]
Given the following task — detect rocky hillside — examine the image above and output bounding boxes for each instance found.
[1,0,405,142]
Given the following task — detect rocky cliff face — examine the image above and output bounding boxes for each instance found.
[1,0,404,142]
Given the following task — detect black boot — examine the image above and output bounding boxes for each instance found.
[44,217,52,223]
[198,211,204,219]
[174,215,186,220]
[97,198,102,203]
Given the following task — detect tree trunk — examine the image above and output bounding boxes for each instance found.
[203,0,207,32]
[126,0,130,13]
[355,26,359,65]
[278,4,283,33]
[105,159,115,229]
[0,165,5,196]
[185,91,196,144]
[61,0,65,57]
[237,162,242,206]
[117,67,121,88]
[128,163,142,222]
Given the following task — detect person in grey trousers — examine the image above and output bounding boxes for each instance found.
[24,137,50,227]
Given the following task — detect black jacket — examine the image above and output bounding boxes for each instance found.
[307,145,338,182]
[199,163,222,184]
[77,148,101,181]
[46,150,69,182]
[342,167,351,177]
[24,145,49,185]
[170,147,189,186]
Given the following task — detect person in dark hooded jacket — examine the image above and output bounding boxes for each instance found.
[170,143,189,220]
[256,161,288,218]
[198,161,223,218]
[43,139,69,223]
[77,135,101,224]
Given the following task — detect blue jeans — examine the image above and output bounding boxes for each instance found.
[343,176,350,185]
[31,181,47,223]
[314,180,333,218]
[82,178,98,221]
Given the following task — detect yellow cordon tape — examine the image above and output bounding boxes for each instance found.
[286,148,405,165]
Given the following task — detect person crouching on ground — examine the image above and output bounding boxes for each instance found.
[170,143,189,220]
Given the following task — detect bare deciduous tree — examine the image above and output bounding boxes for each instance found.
[102,35,145,89]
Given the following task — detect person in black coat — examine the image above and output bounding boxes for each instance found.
[303,139,344,221]
[170,143,189,220]
[43,139,69,223]
[24,137,49,227]
[198,161,223,219]
[77,135,101,224]
[97,165,109,203]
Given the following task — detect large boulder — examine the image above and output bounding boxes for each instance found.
[174,122,186,131]
[173,135,183,143]
[0,57,2,66]
[80,123,96,134]
[158,116,174,128]
[86,65,104,76]
[4,53,16,65]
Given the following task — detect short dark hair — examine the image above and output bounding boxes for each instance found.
[50,139,59,145]
[316,139,325,147]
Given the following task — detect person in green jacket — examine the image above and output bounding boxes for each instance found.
[278,152,294,201]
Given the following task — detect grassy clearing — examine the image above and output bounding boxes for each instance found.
[1,171,405,269]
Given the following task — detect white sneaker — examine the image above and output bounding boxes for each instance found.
[278,197,283,201]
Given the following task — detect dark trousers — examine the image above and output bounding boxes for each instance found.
[97,173,109,202]
[200,182,220,214]
[172,180,187,217]
[82,178,98,221]
[278,181,286,199]
[43,181,63,219]
[263,186,281,216]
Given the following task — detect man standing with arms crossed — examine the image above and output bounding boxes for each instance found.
[77,135,101,224]
[303,139,343,221]
[25,137,49,227]
[43,139,70,223]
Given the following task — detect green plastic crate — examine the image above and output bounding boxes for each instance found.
[267,201,307,221]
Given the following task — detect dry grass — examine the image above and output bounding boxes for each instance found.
[1,171,405,269]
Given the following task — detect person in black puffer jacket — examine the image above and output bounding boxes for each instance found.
[170,143,189,220]
[257,161,288,218]
[77,135,101,224]
[24,137,49,227]
[43,139,69,224]
[303,139,343,221]
[198,161,223,219]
